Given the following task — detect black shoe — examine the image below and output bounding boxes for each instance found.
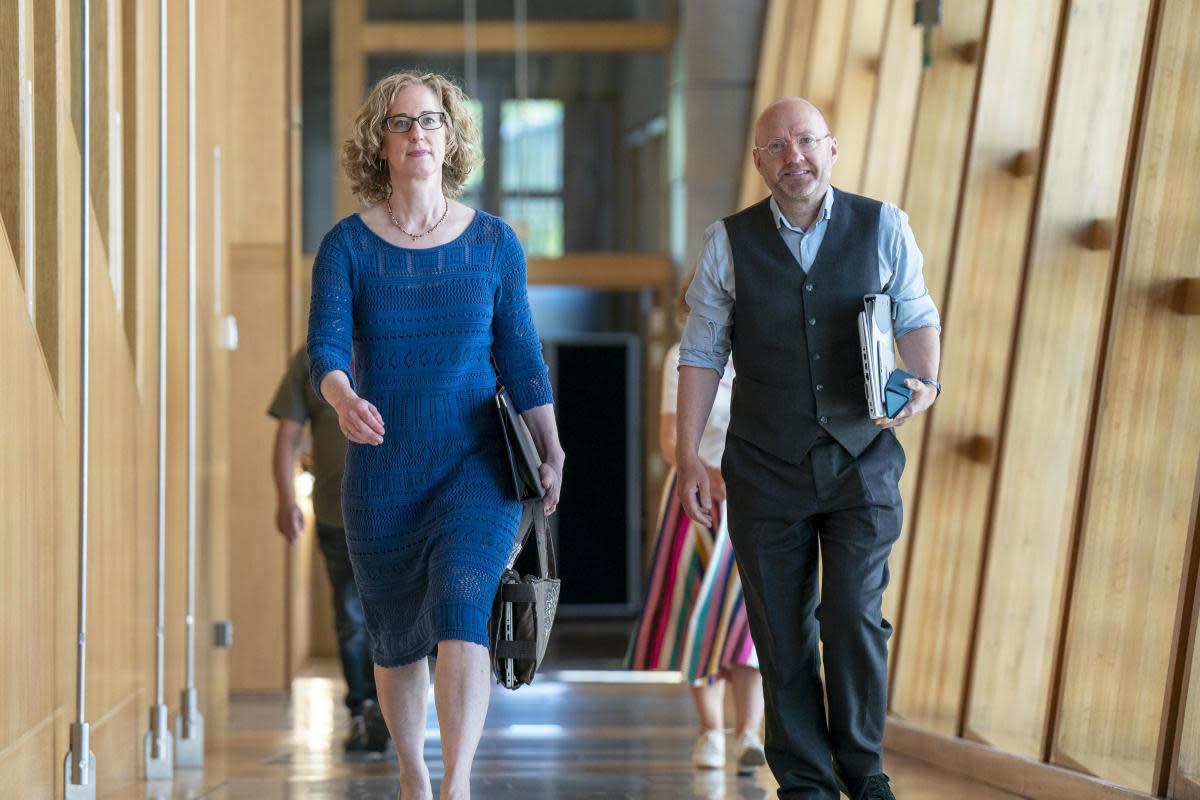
[852,773,895,800]
[362,699,391,753]
[343,712,370,752]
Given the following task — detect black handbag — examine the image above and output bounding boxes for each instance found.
[490,503,560,689]
[494,387,546,503]
[491,356,546,503]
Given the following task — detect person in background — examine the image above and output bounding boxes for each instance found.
[268,346,389,754]
[627,286,766,776]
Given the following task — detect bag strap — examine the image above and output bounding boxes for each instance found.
[506,502,557,580]
[489,353,504,391]
[531,502,557,580]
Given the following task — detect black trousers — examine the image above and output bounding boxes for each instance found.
[723,431,904,800]
[316,523,378,714]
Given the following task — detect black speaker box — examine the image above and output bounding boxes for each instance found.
[530,334,642,617]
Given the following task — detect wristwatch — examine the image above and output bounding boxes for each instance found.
[917,376,941,397]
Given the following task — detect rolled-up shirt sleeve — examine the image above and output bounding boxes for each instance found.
[678,221,736,375]
[880,203,941,338]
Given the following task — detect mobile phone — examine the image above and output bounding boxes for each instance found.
[884,369,916,419]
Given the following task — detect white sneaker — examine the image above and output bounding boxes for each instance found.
[692,729,726,770]
[735,732,766,775]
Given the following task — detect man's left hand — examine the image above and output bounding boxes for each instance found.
[873,379,936,429]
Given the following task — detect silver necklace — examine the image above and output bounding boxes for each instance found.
[387,197,449,241]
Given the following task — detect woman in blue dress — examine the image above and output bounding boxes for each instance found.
[307,70,565,800]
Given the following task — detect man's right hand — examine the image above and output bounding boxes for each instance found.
[677,456,714,528]
[275,502,303,543]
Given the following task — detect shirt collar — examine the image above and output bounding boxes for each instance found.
[770,189,834,234]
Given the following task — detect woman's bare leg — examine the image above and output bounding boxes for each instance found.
[375,660,433,800]
[728,665,764,738]
[433,641,492,800]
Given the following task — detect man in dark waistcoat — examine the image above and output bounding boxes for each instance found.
[675,97,942,800]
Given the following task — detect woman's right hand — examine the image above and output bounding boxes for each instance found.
[332,393,385,445]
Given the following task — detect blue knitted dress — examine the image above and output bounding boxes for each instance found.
[307,211,553,667]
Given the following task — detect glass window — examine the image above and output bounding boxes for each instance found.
[459,97,485,208]
[302,46,667,255]
[499,99,562,257]
[502,196,563,258]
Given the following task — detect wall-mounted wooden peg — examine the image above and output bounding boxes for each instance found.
[961,435,996,464]
[1008,149,1039,178]
[1169,278,1200,316]
[1084,218,1116,251]
[863,56,880,73]
[956,40,981,64]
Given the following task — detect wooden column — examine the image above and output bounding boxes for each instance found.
[889,0,1064,735]
[1051,0,1200,791]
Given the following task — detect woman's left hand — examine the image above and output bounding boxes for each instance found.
[539,457,564,516]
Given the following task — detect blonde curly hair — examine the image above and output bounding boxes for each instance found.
[342,70,482,206]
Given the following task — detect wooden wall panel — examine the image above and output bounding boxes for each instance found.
[0,0,234,790]
[228,0,290,244]
[858,0,922,205]
[0,0,23,271]
[0,719,55,799]
[890,0,1063,735]
[0,217,60,767]
[1172,461,1200,800]
[196,0,232,742]
[729,0,816,209]
[964,0,1152,760]
[224,0,295,695]
[801,0,849,119]
[332,0,364,219]
[773,0,819,107]
[33,0,63,386]
[227,243,290,692]
[828,0,887,194]
[1051,0,1200,791]
[883,0,989,672]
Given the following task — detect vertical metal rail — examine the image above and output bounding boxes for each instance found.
[144,0,174,777]
[175,0,205,767]
[65,0,97,793]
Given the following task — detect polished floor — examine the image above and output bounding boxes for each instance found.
[115,625,1027,799]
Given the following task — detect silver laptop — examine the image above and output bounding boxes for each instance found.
[858,294,896,418]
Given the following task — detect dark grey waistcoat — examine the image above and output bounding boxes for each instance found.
[725,188,883,463]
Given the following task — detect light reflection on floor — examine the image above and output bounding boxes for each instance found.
[119,662,1026,799]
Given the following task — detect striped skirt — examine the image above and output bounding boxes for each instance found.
[626,469,758,683]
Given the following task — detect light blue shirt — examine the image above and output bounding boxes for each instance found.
[679,189,941,374]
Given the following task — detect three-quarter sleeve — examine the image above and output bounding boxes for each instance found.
[307,224,357,403]
[491,227,553,413]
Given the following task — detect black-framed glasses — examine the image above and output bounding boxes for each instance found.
[753,133,831,158]
[382,111,447,134]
